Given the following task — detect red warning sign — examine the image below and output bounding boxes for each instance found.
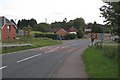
[91,33,97,39]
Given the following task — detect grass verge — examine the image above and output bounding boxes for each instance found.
[2,38,61,54]
[82,46,118,78]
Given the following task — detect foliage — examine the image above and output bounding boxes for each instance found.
[100,2,120,36]
[92,22,103,33]
[86,22,103,33]
[82,46,118,78]
[71,18,85,30]
[34,33,58,40]
[34,23,50,32]
[17,18,37,29]
[23,25,33,32]
[17,17,86,33]
[77,28,83,38]
[2,38,61,54]
[19,35,32,43]
[64,33,77,40]
[102,44,118,60]
[51,21,69,30]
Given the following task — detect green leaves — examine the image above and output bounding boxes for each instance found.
[100,2,120,36]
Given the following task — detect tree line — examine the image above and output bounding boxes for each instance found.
[16,18,85,32]
[15,17,105,33]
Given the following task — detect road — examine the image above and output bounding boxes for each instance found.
[1,39,90,78]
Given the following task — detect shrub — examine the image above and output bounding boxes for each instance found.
[77,28,83,38]
[64,34,77,40]
[2,39,17,43]
[34,33,58,40]
[19,35,32,43]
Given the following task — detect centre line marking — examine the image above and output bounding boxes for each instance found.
[0,66,7,70]
[17,54,42,63]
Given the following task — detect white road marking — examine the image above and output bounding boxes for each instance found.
[61,45,70,48]
[45,48,58,53]
[0,66,7,70]
[2,46,50,56]
[40,46,49,49]
[45,51,48,53]
[17,54,42,63]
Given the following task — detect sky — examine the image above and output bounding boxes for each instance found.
[0,0,106,24]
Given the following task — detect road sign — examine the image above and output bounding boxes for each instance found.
[91,33,97,39]
[97,33,104,40]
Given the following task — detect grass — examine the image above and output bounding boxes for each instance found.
[2,38,61,54]
[82,46,118,78]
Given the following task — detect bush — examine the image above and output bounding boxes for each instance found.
[34,33,58,40]
[2,39,17,43]
[19,35,32,43]
[64,34,77,40]
[77,28,83,38]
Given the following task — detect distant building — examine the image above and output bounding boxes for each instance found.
[0,16,17,41]
[67,26,78,34]
[45,28,61,33]
[45,26,78,36]
[56,28,67,36]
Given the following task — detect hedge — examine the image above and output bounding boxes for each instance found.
[34,33,58,40]
[64,34,77,40]
[34,33,77,40]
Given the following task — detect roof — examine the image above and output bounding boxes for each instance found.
[56,28,67,36]
[0,16,17,29]
[67,26,78,32]
[45,28,61,33]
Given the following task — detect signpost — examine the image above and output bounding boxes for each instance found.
[90,33,104,48]
[90,33,97,45]
[91,33,97,39]
[97,33,104,40]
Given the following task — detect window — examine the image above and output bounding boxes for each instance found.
[7,25,11,32]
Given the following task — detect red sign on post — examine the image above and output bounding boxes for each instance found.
[91,33,97,39]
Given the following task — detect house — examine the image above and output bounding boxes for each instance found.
[0,16,17,41]
[56,28,67,36]
[67,26,78,34]
[45,28,61,33]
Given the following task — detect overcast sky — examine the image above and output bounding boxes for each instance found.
[0,0,106,24]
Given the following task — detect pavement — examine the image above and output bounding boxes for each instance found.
[55,43,88,78]
[1,39,90,78]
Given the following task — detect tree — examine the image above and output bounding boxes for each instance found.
[100,2,120,36]
[17,18,37,29]
[77,28,83,38]
[68,18,85,30]
[29,18,37,28]
[92,21,103,33]
[17,19,29,29]
[51,21,69,30]
[34,23,50,32]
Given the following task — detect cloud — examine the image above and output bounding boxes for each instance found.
[0,0,105,24]
[102,0,120,2]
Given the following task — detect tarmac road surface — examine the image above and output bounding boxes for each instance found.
[1,39,90,78]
